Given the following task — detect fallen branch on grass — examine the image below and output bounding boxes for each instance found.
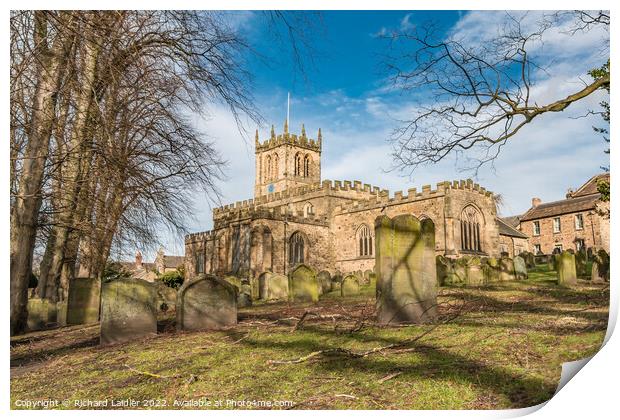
[124,364,181,379]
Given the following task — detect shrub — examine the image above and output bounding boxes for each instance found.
[158,270,184,289]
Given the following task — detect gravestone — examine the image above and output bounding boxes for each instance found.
[483,258,500,283]
[452,258,468,286]
[56,301,67,327]
[465,257,485,286]
[155,283,177,315]
[317,271,332,294]
[499,257,516,282]
[289,264,319,302]
[177,274,237,331]
[258,272,289,300]
[556,251,577,286]
[513,256,528,280]
[363,269,374,284]
[100,279,157,345]
[341,274,360,297]
[575,250,588,278]
[436,256,455,286]
[238,281,253,308]
[591,250,610,283]
[67,277,101,325]
[375,214,437,325]
[27,298,55,331]
[331,271,343,292]
[224,275,242,290]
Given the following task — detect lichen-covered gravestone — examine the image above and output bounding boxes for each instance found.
[100,279,157,345]
[499,257,516,282]
[258,272,289,300]
[177,274,237,331]
[238,281,253,308]
[27,298,55,331]
[482,258,500,283]
[465,257,485,286]
[436,256,455,286]
[56,301,67,327]
[513,256,528,280]
[289,264,319,302]
[575,250,588,278]
[317,270,332,294]
[67,277,101,325]
[556,251,577,286]
[375,214,437,325]
[341,274,360,297]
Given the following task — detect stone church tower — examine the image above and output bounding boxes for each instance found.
[254,120,322,197]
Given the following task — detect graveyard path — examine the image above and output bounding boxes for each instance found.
[10,270,609,410]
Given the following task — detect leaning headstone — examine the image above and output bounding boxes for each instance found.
[513,256,528,280]
[289,264,319,302]
[177,274,237,331]
[483,258,500,283]
[499,257,516,282]
[100,279,157,345]
[27,298,55,331]
[317,271,332,294]
[341,274,360,297]
[465,257,485,286]
[375,214,437,325]
[258,272,289,300]
[556,251,577,286]
[67,277,101,325]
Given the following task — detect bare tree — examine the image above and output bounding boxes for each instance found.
[382,11,609,175]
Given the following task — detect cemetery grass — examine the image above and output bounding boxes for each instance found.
[11,267,608,410]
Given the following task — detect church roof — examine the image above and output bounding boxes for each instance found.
[496,217,528,239]
[500,215,522,228]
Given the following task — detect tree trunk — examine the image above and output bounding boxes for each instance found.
[10,12,74,335]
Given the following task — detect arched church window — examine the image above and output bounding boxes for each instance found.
[303,155,311,177]
[272,153,279,180]
[294,153,302,176]
[460,205,483,252]
[289,231,305,265]
[303,202,314,217]
[266,155,272,181]
[357,224,373,257]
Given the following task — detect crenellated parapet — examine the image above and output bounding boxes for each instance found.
[213,205,329,229]
[185,229,215,244]
[255,123,322,152]
[332,179,494,215]
[214,179,388,218]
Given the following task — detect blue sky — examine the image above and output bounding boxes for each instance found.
[147,10,610,259]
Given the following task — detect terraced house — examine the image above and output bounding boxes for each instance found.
[184,122,527,279]
[508,174,610,255]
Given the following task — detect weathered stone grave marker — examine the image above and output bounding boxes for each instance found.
[100,279,157,345]
[258,272,289,300]
[289,264,319,302]
[341,274,360,297]
[67,277,101,325]
[556,251,577,286]
[375,214,437,324]
[513,256,528,280]
[177,274,237,331]
[317,270,332,294]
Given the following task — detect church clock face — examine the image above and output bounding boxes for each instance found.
[267,183,275,193]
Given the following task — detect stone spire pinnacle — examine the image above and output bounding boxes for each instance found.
[301,123,306,138]
[270,124,275,139]
[284,118,288,135]
[318,128,322,141]
[255,128,259,146]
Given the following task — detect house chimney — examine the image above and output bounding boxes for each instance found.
[532,197,542,208]
[135,250,143,268]
[566,188,574,199]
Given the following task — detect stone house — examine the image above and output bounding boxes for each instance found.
[119,248,184,281]
[497,218,529,257]
[512,173,610,255]
[184,123,529,279]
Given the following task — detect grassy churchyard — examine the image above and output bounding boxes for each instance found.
[11,265,608,410]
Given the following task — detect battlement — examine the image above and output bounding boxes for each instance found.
[332,179,494,214]
[185,229,215,244]
[255,123,322,152]
[214,179,388,218]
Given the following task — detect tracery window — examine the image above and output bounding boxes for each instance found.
[289,231,305,265]
[460,206,483,252]
[357,224,373,257]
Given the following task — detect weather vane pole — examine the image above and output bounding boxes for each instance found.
[287,92,290,126]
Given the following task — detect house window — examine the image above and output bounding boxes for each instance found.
[532,221,540,236]
[553,244,563,254]
[196,253,205,274]
[534,244,542,255]
[289,231,305,265]
[553,217,561,233]
[575,239,585,251]
[460,205,483,252]
[575,214,584,230]
[357,224,373,257]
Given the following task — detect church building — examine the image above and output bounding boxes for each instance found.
[184,122,516,279]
